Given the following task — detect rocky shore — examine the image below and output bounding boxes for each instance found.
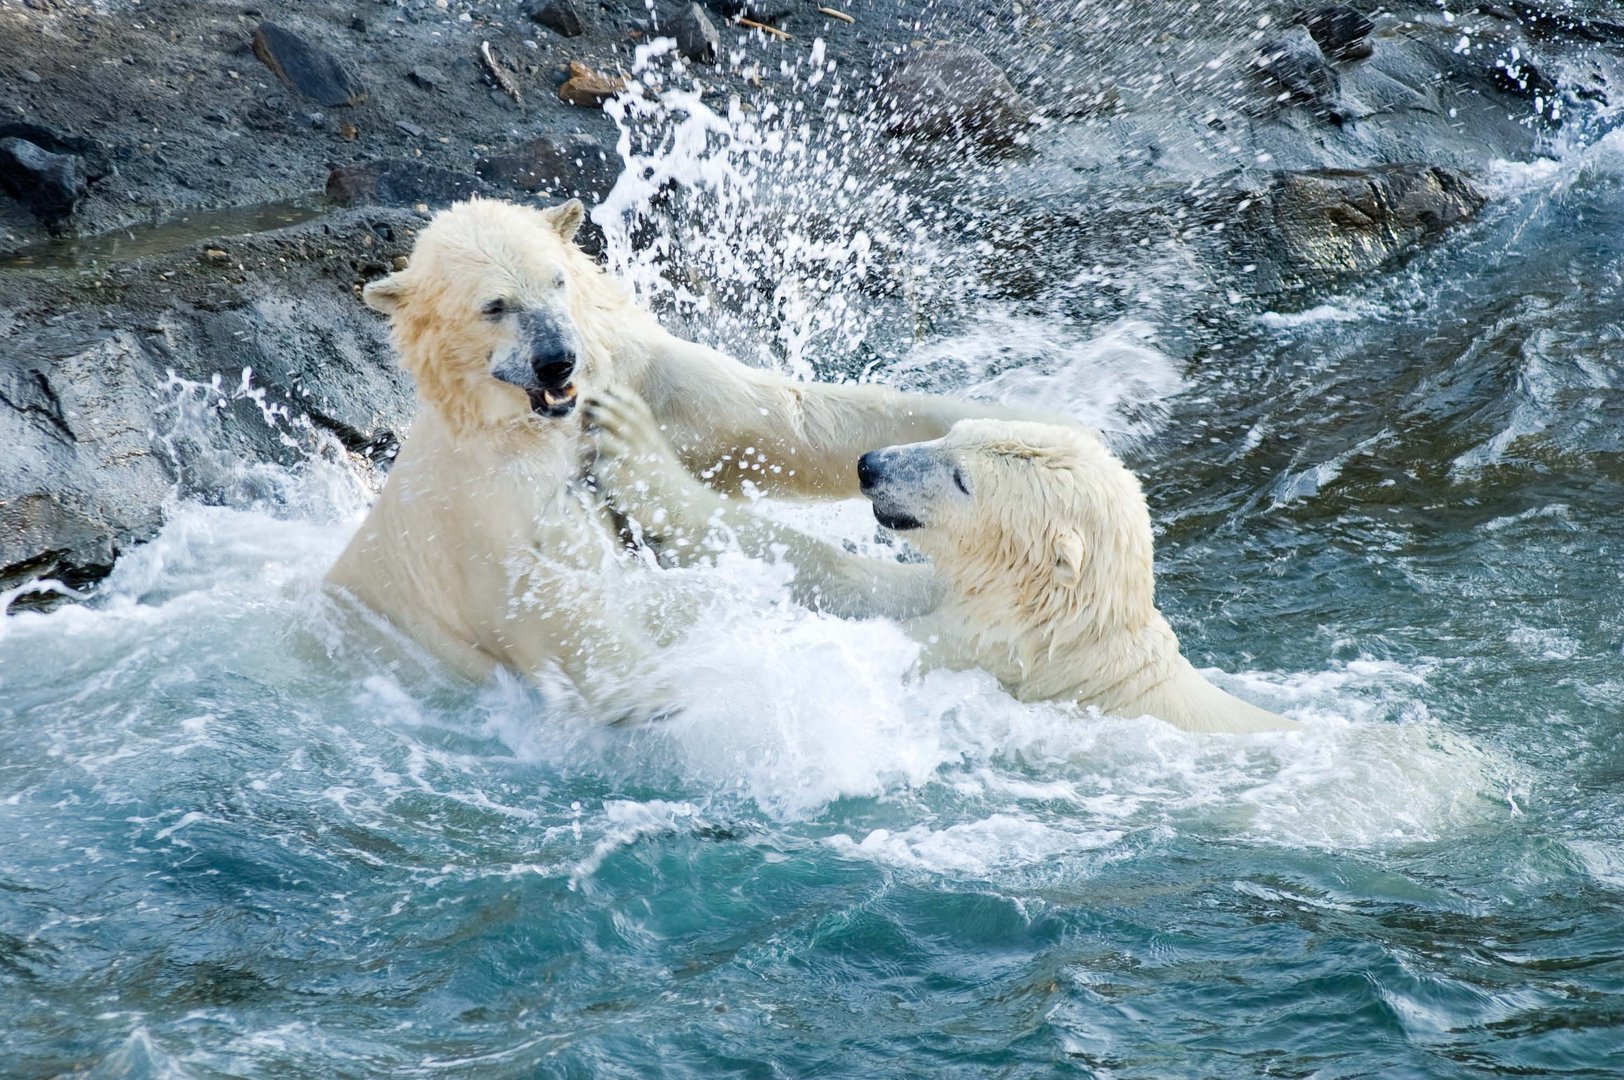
[4,0,1623,605]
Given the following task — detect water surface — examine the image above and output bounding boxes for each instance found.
[3,68,1623,1080]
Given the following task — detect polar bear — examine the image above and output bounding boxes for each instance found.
[586,388,1294,733]
[325,197,1028,715]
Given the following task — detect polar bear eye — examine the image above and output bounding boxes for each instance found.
[481,299,508,319]
[952,467,972,496]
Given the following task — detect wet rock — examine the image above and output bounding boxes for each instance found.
[0,332,172,603]
[1491,48,1560,105]
[526,0,587,38]
[878,44,1034,149]
[476,133,618,198]
[1500,1,1624,45]
[251,21,366,108]
[326,160,484,207]
[704,0,794,20]
[408,65,449,90]
[1298,4,1376,61]
[1223,164,1485,291]
[1258,26,1344,122]
[0,138,86,231]
[675,3,721,66]
[558,61,625,108]
[2,211,418,605]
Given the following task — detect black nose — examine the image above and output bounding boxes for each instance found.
[857,451,883,491]
[531,350,576,388]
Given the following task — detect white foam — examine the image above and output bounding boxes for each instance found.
[827,815,1124,877]
[1258,301,1381,329]
[888,315,1185,439]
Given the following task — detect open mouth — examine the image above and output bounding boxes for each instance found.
[872,507,923,531]
[526,382,578,418]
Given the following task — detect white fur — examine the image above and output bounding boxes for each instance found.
[326,198,1034,716]
[592,403,1294,733]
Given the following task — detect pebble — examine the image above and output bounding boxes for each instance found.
[409,65,449,90]
[558,61,625,108]
[396,120,425,138]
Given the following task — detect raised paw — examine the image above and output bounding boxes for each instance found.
[584,386,722,541]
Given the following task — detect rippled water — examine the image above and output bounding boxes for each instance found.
[6,57,1624,1080]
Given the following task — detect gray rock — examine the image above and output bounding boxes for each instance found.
[409,65,449,90]
[20,69,42,84]
[1501,1,1624,45]
[703,0,793,20]
[1,211,418,607]
[251,21,367,108]
[1223,164,1485,292]
[325,160,485,206]
[0,138,85,231]
[1299,4,1376,61]
[1258,26,1344,122]
[395,120,425,138]
[525,0,587,38]
[0,331,172,602]
[878,44,1034,150]
[476,133,618,198]
[675,4,721,65]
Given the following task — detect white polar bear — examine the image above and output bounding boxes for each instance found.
[325,198,1031,717]
[587,388,1294,733]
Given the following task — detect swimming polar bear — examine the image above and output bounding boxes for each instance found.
[586,387,1294,733]
[325,197,1030,716]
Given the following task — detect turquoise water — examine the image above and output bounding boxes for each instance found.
[6,105,1624,1080]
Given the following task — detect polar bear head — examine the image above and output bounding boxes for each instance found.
[362,198,618,435]
[857,419,1156,635]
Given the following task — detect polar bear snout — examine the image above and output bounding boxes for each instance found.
[532,351,576,388]
[491,309,582,418]
[859,443,969,532]
[857,450,885,492]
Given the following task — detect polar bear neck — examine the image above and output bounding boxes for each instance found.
[928,528,1286,729]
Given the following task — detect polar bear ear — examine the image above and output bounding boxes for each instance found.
[362,271,413,315]
[1053,531,1086,585]
[545,198,586,241]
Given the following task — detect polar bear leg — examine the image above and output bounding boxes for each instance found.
[587,387,944,621]
[636,337,1063,500]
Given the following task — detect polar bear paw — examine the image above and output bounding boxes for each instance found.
[585,386,723,546]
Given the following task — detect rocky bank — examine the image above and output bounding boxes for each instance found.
[4,0,1624,606]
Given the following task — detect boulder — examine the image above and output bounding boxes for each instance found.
[252,21,367,108]
[675,3,721,66]
[0,138,86,231]
[476,133,618,198]
[1258,26,1344,122]
[0,332,172,603]
[1223,164,1485,291]
[525,0,587,38]
[877,44,1034,149]
[326,160,485,206]
[703,0,793,20]
[1298,4,1376,61]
